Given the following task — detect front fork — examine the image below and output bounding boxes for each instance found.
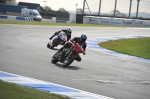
[60,49,76,63]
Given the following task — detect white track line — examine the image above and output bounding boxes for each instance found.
[0,71,114,99]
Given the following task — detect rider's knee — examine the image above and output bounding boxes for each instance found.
[75,56,81,62]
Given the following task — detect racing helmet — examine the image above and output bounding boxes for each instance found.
[67,28,72,35]
[81,34,87,42]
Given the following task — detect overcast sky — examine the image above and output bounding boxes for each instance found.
[16,0,150,13]
[16,0,83,11]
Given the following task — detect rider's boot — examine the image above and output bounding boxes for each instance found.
[75,55,81,62]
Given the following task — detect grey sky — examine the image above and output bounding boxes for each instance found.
[16,0,150,13]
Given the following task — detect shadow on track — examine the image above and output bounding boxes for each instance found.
[54,63,81,70]
[47,47,59,51]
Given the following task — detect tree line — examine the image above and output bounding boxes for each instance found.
[0,0,17,5]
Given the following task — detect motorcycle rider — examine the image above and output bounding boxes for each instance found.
[49,28,72,43]
[60,34,87,62]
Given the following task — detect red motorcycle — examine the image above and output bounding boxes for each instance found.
[51,41,84,67]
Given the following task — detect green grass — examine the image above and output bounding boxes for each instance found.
[0,20,125,27]
[99,37,150,59]
[0,80,70,99]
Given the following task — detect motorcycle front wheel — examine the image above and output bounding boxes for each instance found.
[63,53,75,67]
[47,42,50,48]
[51,51,60,64]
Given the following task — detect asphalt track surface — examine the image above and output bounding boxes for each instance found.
[0,24,150,99]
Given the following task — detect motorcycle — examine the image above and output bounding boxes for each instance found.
[47,31,67,49]
[51,41,84,67]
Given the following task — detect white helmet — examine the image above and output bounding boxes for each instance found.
[67,28,72,35]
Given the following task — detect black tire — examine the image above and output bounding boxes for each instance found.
[63,53,75,67]
[51,51,59,64]
[50,44,55,49]
[47,43,50,48]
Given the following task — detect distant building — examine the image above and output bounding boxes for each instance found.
[18,2,42,12]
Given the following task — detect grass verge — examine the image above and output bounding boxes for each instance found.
[0,80,70,99]
[99,37,150,59]
[0,20,125,27]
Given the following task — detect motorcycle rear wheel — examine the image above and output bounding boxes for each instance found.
[50,45,55,49]
[50,39,60,49]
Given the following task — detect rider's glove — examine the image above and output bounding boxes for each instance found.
[83,52,85,55]
[70,40,75,44]
[60,42,65,45]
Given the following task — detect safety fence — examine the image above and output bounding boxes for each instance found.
[82,0,150,19]
[0,15,33,21]
[83,16,150,27]
[0,15,70,23]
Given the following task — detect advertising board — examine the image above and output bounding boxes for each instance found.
[112,18,123,26]
[99,17,112,25]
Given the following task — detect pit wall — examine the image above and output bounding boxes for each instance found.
[83,16,150,27]
[0,15,33,21]
[0,15,70,23]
